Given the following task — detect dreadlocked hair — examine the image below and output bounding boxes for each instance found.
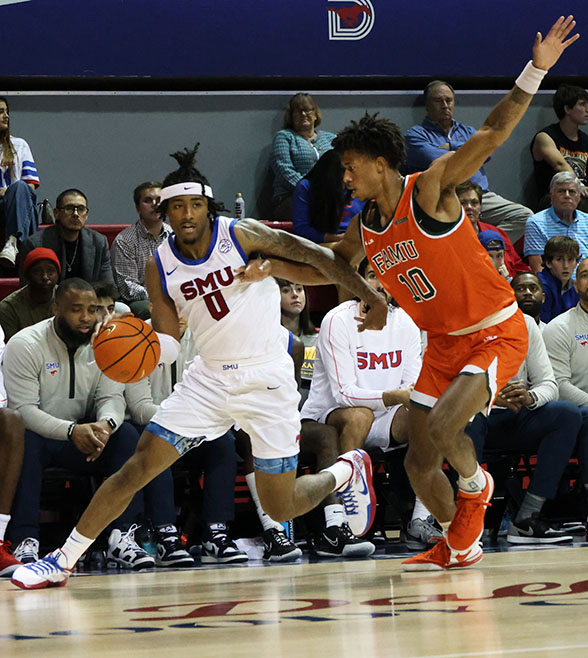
[332,113,406,170]
[158,142,226,219]
[0,96,16,170]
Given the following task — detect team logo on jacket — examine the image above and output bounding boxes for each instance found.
[45,362,60,375]
[327,0,375,41]
[218,238,232,254]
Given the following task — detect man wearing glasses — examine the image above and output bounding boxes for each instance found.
[19,189,114,285]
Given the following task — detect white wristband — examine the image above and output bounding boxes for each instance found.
[515,60,547,95]
[155,332,181,364]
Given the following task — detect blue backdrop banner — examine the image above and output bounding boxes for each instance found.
[1,1,587,78]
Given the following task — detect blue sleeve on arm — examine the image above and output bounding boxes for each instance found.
[291,179,324,243]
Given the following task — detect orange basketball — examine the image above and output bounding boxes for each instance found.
[93,317,161,384]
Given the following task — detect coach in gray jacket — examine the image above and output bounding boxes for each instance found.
[4,278,156,569]
[19,188,114,286]
[544,257,588,508]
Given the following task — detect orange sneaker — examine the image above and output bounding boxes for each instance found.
[402,537,483,572]
[0,540,22,577]
[448,469,494,552]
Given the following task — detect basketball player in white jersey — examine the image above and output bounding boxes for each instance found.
[12,145,388,589]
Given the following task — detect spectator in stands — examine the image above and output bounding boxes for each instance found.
[531,84,588,211]
[0,97,41,268]
[542,257,588,518]
[88,290,193,568]
[404,81,532,242]
[277,278,317,401]
[524,172,588,273]
[0,324,25,577]
[271,93,336,220]
[291,150,365,244]
[537,236,580,323]
[511,272,546,329]
[0,248,60,341]
[300,259,440,555]
[19,189,114,286]
[4,278,161,570]
[478,229,510,280]
[111,182,171,320]
[466,278,580,544]
[457,181,530,276]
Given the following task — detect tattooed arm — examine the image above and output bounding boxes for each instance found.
[233,218,387,330]
[416,16,579,222]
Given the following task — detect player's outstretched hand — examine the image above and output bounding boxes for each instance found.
[532,16,579,71]
[355,297,388,332]
[91,311,134,347]
[234,258,272,282]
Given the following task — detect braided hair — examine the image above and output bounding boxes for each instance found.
[332,113,406,170]
[158,143,226,221]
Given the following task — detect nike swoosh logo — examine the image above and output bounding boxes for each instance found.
[166,266,178,275]
[267,385,280,390]
[183,186,192,190]
[454,550,474,562]
[323,536,339,547]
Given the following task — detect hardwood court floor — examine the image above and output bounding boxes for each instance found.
[3,542,588,658]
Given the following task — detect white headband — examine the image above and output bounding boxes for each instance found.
[159,182,214,202]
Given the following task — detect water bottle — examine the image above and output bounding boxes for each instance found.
[235,193,245,220]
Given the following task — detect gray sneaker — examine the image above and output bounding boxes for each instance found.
[13,537,40,564]
[403,515,443,551]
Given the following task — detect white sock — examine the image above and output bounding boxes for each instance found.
[411,497,430,522]
[321,460,353,492]
[457,464,486,494]
[245,472,282,532]
[324,504,345,528]
[60,528,94,569]
[0,513,9,541]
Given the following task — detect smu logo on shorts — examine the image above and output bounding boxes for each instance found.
[357,351,402,370]
[327,0,375,41]
[45,361,60,375]
[575,334,588,346]
[371,240,419,275]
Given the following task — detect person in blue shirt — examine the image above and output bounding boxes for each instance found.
[525,172,588,274]
[270,93,336,221]
[537,235,580,323]
[404,81,532,243]
[291,150,365,244]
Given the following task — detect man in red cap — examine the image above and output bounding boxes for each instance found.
[0,247,60,341]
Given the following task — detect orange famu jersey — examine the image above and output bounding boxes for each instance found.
[361,173,516,335]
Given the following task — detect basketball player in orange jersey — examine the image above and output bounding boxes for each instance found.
[261,17,579,571]
[10,143,390,589]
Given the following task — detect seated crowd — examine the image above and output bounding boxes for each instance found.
[1,81,588,578]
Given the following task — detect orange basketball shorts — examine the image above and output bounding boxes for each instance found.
[411,309,528,414]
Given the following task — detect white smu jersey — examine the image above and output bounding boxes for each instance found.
[301,300,422,418]
[154,216,283,362]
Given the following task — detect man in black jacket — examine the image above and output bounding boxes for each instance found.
[19,189,114,286]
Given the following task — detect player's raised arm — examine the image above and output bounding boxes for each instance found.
[234,217,386,330]
[428,17,579,201]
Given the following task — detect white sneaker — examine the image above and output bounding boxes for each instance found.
[335,449,376,537]
[13,537,40,564]
[106,524,155,571]
[0,235,18,267]
[11,549,72,590]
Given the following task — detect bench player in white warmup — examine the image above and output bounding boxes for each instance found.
[11,145,388,589]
